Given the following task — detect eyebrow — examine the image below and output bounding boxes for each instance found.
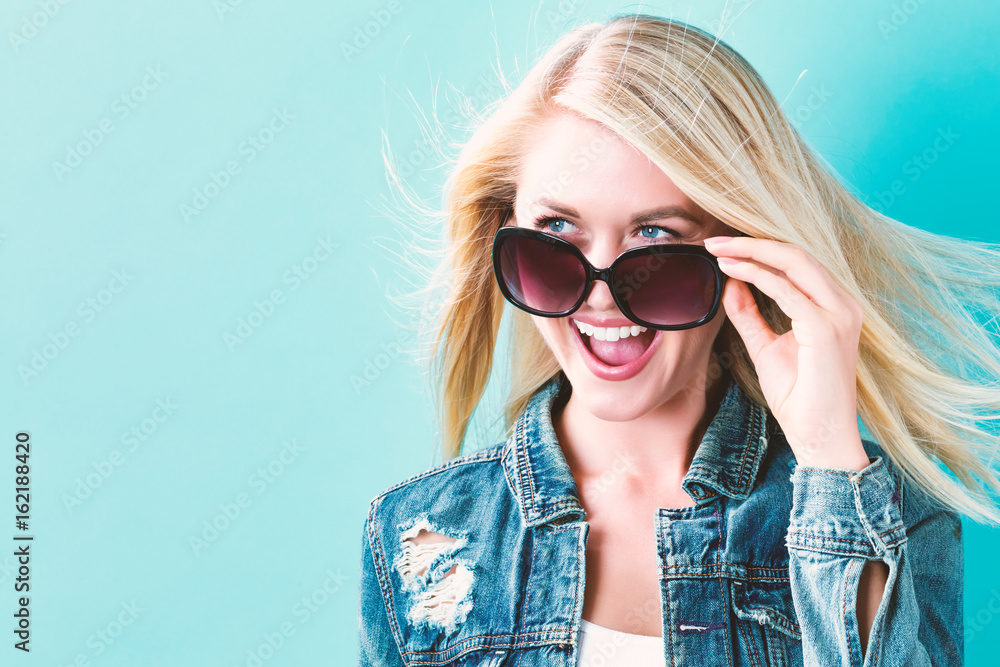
[530,196,704,226]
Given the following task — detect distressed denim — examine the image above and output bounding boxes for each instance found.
[357,372,963,665]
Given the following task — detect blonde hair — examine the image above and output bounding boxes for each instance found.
[380,13,1000,524]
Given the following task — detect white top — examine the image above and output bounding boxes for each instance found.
[577,618,667,666]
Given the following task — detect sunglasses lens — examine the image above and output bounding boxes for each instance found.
[615,252,718,327]
[497,234,585,314]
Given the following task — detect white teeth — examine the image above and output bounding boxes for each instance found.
[573,319,647,341]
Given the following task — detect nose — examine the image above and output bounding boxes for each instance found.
[580,247,622,314]
[583,276,618,312]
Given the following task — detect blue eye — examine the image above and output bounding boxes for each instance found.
[532,216,576,234]
[531,217,681,242]
[638,225,678,240]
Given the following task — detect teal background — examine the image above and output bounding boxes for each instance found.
[2,0,998,664]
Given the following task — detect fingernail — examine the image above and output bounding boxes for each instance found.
[705,236,732,246]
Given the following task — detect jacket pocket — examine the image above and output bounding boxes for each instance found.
[475,650,509,666]
[730,575,801,667]
[447,649,509,666]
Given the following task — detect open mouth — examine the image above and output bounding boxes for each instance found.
[573,319,657,367]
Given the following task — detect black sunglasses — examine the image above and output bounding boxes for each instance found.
[492,226,728,331]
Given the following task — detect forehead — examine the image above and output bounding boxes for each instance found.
[515,113,699,217]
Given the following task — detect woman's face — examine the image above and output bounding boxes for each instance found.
[512,112,734,421]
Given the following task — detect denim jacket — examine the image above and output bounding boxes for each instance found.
[357,372,963,666]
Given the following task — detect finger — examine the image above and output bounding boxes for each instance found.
[705,237,851,317]
[716,257,827,327]
[719,276,778,361]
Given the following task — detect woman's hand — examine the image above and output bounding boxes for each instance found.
[703,235,870,471]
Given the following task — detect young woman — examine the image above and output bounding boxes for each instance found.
[357,13,1000,666]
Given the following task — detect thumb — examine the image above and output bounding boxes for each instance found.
[720,277,776,361]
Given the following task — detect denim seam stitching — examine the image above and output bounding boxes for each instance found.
[735,614,762,667]
[664,561,676,667]
[869,547,900,667]
[786,528,905,556]
[401,632,574,662]
[787,530,901,546]
[716,511,735,667]
[550,523,579,533]
[734,405,760,493]
[853,470,887,555]
[765,625,788,667]
[367,497,408,663]
[843,557,862,667]
[404,630,571,651]
[663,563,789,573]
[570,522,584,663]
[516,412,537,519]
[796,456,885,479]
[520,520,537,660]
[374,448,504,500]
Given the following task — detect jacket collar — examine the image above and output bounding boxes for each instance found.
[501,371,771,528]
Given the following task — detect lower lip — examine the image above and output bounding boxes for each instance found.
[570,320,663,381]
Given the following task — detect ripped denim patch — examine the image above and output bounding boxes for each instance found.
[393,514,475,635]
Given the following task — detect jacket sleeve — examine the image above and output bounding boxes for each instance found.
[357,503,407,667]
[785,453,963,666]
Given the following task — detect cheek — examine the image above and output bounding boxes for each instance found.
[536,318,564,341]
[532,318,573,355]
[652,324,723,360]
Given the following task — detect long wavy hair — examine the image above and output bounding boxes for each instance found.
[380,13,1000,524]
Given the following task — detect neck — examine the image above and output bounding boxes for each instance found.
[554,361,731,500]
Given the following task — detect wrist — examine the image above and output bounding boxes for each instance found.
[789,425,869,471]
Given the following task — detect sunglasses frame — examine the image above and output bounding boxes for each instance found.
[492,226,729,331]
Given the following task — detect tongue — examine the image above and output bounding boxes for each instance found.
[588,329,655,366]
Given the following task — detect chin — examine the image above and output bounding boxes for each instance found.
[578,391,654,422]
[563,364,663,415]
